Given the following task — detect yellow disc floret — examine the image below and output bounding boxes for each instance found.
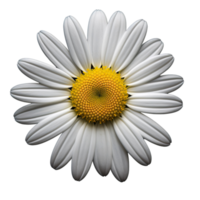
[71,66,128,124]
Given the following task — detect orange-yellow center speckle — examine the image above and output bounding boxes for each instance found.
[71,66,128,124]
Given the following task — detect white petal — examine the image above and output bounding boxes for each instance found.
[72,123,96,181]
[101,11,126,67]
[123,109,171,146]
[50,118,84,169]
[112,19,147,72]
[93,124,112,176]
[88,10,107,67]
[18,58,74,89]
[127,92,183,114]
[127,74,184,94]
[107,122,129,182]
[121,38,164,77]
[64,16,92,71]
[10,83,70,104]
[26,108,76,145]
[14,101,71,124]
[113,116,151,165]
[125,54,174,86]
[37,30,80,77]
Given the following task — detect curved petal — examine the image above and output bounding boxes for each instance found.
[64,16,92,71]
[123,109,171,146]
[14,101,71,124]
[87,10,107,67]
[107,123,129,182]
[50,118,84,170]
[112,19,147,72]
[72,122,96,181]
[26,108,76,145]
[93,124,112,176]
[125,54,174,86]
[18,58,74,89]
[37,30,80,77]
[101,11,126,67]
[113,116,151,165]
[10,83,70,104]
[121,38,164,77]
[127,74,184,94]
[127,93,183,114]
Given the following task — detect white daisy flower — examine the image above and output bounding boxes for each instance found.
[11,10,183,182]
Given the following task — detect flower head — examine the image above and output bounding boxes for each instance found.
[11,10,183,182]
[71,66,128,124]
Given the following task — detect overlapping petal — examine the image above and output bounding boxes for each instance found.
[125,54,174,86]
[101,11,126,67]
[10,83,70,103]
[72,123,96,181]
[88,10,107,67]
[127,93,183,114]
[113,116,151,165]
[37,30,80,77]
[18,58,74,89]
[51,118,84,170]
[127,74,184,93]
[14,101,71,124]
[121,38,164,77]
[64,16,92,71]
[107,123,129,182]
[26,108,76,145]
[123,109,171,146]
[93,124,112,176]
[111,19,147,72]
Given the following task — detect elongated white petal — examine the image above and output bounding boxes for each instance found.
[18,58,74,89]
[14,101,71,124]
[51,118,84,170]
[26,108,76,145]
[112,19,147,72]
[101,11,126,67]
[121,38,164,77]
[72,123,96,181]
[88,10,107,67]
[64,16,92,71]
[113,117,151,165]
[11,83,70,104]
[123,109,171,146]
[93,124,112,176]
[125,54,174,86]
[107,123,129,182]
[128,74,184,94]
[37,30,80,77]
[127,93,183,114]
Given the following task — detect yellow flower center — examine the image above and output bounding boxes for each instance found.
[71,66,128,124]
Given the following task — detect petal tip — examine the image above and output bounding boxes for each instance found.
[37,30,46,38]
[140,19,146,23]
[48,158,56,171]
[23,135,29,146]
[66,15,74,22]
[17,58,29,66]
[162,135,172,146]
[37,30,42,35]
